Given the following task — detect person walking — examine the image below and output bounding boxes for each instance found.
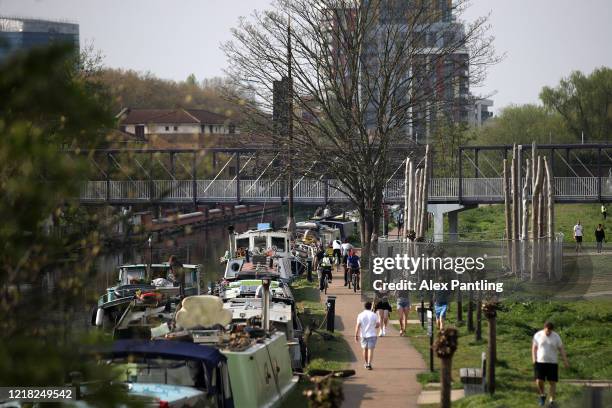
[434,288,449,331]
[601,203,607,220]
[355,301,380,370]
[573,220,583,252]
[595,224,605,253]
[375,296,392,336]
[396,293,410,336]
[532,321,569,407]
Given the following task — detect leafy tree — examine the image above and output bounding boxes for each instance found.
[540,67,612,141]
[431,118,474,177]
[0,44,132,404]
[471,104,575,146]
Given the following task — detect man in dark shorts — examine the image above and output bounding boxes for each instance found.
[532,321,569,407]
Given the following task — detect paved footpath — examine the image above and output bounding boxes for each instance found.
[325,266,426,408]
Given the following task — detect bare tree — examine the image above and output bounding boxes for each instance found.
[223,0,496,255]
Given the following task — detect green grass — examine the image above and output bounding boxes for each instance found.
[284,278,353,407]
[402,299,612,407]
[448,203,611,243]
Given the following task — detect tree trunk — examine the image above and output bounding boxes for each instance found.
[414,168,422,237]
[420,145,430,238]
[440,357,452,408]
[475,297,482,341]
[408,160,415,236]
[467,291,474,332]
[487,316,497,394]
[404,157,410,239]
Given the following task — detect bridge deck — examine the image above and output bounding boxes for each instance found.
[78,177,612,205]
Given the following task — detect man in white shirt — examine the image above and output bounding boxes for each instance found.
[355,301,380,370]
[573,220,583,252]
[340,239,353,285]
[332,238,342,265]
[532,321,569,407]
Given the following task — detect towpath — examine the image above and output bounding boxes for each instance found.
[324,265,426,407]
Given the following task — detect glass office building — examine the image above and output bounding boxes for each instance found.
[0,16,79,63]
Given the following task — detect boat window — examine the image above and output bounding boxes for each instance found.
[124,268,146,284]
[271,237,286,252]
[114,359,207,390]
[236,238,249,250]
[253,237,267,252]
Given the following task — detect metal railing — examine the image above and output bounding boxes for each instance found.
[79,177,612,204]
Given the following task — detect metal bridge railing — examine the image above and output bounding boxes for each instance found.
[78,177,612,203]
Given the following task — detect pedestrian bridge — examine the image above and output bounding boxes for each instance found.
[79,177,612,205]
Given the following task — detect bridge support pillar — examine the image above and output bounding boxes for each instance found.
[428,203,475,242]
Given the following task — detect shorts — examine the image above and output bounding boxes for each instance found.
[534,362,558,382]
[376,309,389,319]
[435,303,448,319]
[575,236,583,243]
[397,299,410,309]
[360,336,377,349]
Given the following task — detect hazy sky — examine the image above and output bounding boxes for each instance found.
[2,0,611,112]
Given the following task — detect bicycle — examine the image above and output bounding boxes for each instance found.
[319,267,331,294]
[350,267,360,292]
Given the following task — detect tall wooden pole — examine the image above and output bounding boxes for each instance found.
[404,157,410,239]
[503,159,512,271]
[414,168,422,237]
[521,161,531,277]
[511,145,520,273]
[544,156,555,278]
[531,156,544,279]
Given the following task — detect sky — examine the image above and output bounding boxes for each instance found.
[2,0,611,113]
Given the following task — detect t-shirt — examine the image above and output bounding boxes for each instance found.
[357,310,379,338]
[533,330,563,364]
[341,242,353,256]
[347,255,360,268]
[574,224,583,237]
[332,240,342,250]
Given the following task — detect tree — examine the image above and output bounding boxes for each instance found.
[471,104,574,146]
[224,0,496,255]
[540,67,612,141]
[0,44,130,403]
[430,118,473,177]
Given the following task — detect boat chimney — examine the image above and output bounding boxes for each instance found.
[261,277,271,332]
[228,225,235,257]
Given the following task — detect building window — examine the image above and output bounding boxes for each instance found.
[173,126,179,131]
[209,125,213,133]
[135,125,145,139]
[229,124,236,134]
[165,126,170,131]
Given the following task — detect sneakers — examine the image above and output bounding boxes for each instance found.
[538,394,546,407]
[365,363,372,370]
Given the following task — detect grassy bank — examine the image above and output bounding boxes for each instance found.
[447,203,611,243]
[284,277,352,406]
[402,299,612,407]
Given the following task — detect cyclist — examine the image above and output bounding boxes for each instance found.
[319,254,333,292]
[346,250,360,290]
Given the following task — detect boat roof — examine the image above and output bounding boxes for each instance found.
[106,339,226,366]
[121,263,199,269]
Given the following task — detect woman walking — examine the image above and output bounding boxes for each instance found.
[375,296,392,337]
[396,294,410,336]
[595,224,605,253]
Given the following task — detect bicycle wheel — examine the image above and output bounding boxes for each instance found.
[352,273,357,293]
[324,277,328,294]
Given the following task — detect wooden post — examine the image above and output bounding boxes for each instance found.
[407,159,415,237]
[414,168,422,237]
[475,295,482,341]
[521,160,531,277]
[483,302,499,395]
[433,328,458,408]
[511,146,520,274]
[544,156,555,279]
[503,159,512,271]
[531,156,544,279]
[467,290,474,332]
[235,153,241,203]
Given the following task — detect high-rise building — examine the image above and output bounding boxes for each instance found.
[327,1,471,144]
[0,16,79,63]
